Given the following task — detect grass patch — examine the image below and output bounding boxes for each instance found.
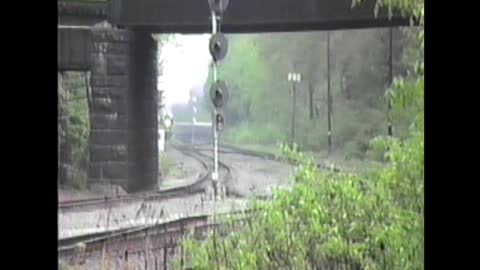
[159,155,175,176]
[159,155,184,178]
[222,122,287,145]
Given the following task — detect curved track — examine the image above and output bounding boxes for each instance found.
[58,140,312,265]
[58,142,222,213]
[58,139,329,241]
[58,141,241,241]
[57,210,258,270]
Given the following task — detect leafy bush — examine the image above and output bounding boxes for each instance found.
[176,123,423,270]
[365,136,393,162]
[278,142,312,165]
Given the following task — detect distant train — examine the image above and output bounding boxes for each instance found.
[160,111,175,140]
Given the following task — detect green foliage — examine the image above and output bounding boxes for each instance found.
[366,136,390,162]
[59,72,91,189]
[176,122,423,269]
[355,0,424,25]
[159,155,175,176]
[60,73,90,166]
[389,68,424,132]
[222,122,287,145]
[279,142,312,165]
[211,26,421,162]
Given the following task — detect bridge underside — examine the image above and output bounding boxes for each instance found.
[107,0,413,33]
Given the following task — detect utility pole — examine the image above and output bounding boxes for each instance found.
[327,31,332,153]
[288,71,301,148]
[387,27,393,136]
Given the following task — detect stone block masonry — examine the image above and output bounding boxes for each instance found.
[89,23,158,193]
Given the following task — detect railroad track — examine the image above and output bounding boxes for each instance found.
[58,141,238,244]
[58,211,259,270]
[58,139,342,269]
[59,141,336,213]
[194,142,341,172]
[174,124,340,171]
[59,139,335,242]
[171,141,233,184]
[58,210,256,257]
[58,142,218,213]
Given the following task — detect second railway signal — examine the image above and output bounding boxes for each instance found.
[210,80,229,108]
[215,112,225,132]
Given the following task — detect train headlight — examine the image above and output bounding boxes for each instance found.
[164,118,172,128]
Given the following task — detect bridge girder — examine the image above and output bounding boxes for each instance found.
[106,0,413,33]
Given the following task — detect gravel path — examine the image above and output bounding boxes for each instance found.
[198,150,295,198]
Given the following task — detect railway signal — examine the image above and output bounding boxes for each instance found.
[210,80,229,108]
[215,112,225,132]
[208,0,229,197]
[209,33,229,62]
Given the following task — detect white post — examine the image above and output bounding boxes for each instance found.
[210,10,223,200]
[191,97,197,146]
[211,13,220,196]
[212,109,219,184]
[159,129,165,152]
